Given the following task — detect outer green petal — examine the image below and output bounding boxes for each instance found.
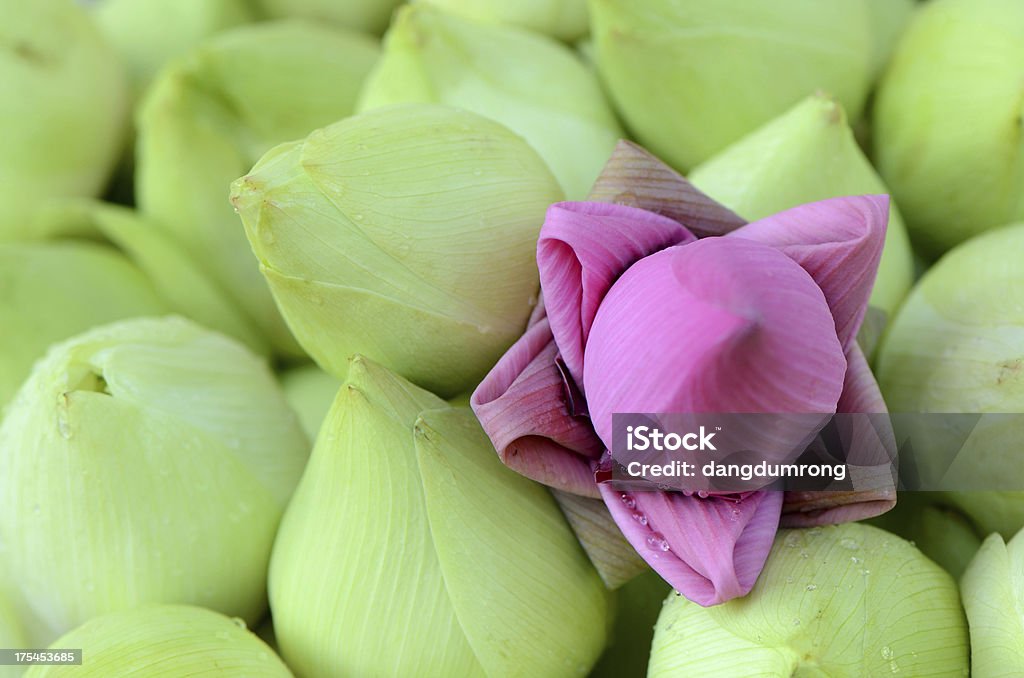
[649,524,968,677]
[0,564,28,678]
[269,357,481,677]
[865,0,914,78]
[873,0,1024,256]
[961,532,1024,677]
[418,0,589,47]
[359,5,621,199]
[590,569,670,678]
[25,605,291,677]
[93,0,254,97]
[877,224,1024,536]
[589,0,873,171]
[0,318,308,640]
[0,0,127,239]
[232,104,563,397]
[414,407,610,677]
[279,364,340,441]
[136,20,380,357]
[253,0,403,34]
[690,93,914,321]
[0,242,167,410]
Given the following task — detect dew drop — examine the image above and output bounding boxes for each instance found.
[785,577,794,584]
[620,493,636,511]
[353,213,364,221]
[805,584,817,592]
[860,569,871,576]
[231,617,247,630]
[881,646,894,660]
[631,511,648,526]
[851,556,862,564]
[840,538,859,550]
[646,532,670,552]
[792,618,801,627]
[783,533,802,548]
[890,660,900,674]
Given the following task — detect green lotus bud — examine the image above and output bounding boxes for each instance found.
[877,224,1024,536]
[93,0,253,97]
[649,524,969,676]
[279,364,340,441]
[136,21,380,357]
[418,0,589,43]
[26,605,291,677]
[961,530,1024,677]
[865,0,914,78]
[0,317,309,639]
[34,200,269,357]
[231,104,563,397]
[358,5,621,199]
[252,0,403,34]
[0,0,127,239]
[0,241,167,410]
[873,0,1024,256]
[591,569,670,678]
[589,0,873,171]
[269,355,610,677]
[868,493,983,580]
[689,94,914,321]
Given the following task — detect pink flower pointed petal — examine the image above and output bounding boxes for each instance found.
[584,238,847,447]
[537,201,695,385]
[600,486,783,606]
[782,343,897,526]
[728,195,889,348]
[471,318,604,497]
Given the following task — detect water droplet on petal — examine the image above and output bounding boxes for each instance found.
[620,493,636,510]
[231,617,247,630]
[840,538,859,550]
[646,532,670,552]
[805,584,817,592]
[631,511,648,526]
[881,646,894,660]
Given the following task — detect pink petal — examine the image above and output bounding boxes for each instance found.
[583,238,847,447]
[600,486,783,606]
[470,318,604,498]
[782,343,897,526]
[728,195,889,349]
[537,201,695,386]
[588,140,747,238]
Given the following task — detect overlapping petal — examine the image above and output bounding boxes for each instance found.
[600,485,783,607]
[728,195,890,348]
[538,201,695,385]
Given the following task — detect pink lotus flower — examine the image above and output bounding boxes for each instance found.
[471,142,896,606]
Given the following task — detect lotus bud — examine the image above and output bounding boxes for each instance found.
[231,104,564,397]
[136,21,380,357]
[358,5,621,199]
[873,0,1024,256]
[269,355,610,677]
[418,0,589,43]
[25,605,291,677]
[590,570,670,678]
[0,241,167,410]
[868,493,983,579]
[961,530,1024,677]
[0,317,309,640]
[589,0,873,171]
[93,0,254,98]
[865,0,915,78]
[0,0,127,239]
[689,93,914,320]
[877,224,1024,536]
[279,364,340,441]
[649,524,968,676]
[252,0,403,34]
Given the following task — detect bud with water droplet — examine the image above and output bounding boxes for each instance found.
[689,93,914,321]
[962,528,1024,677]
[873,0,1024,256]
[0,317,309,641]
[648,524,968,676]
[0,0,127,239]
[136,20,380,357]
[25,605,291,677]
[358,4,622,199]
[269,355,610,676]
[589,0,874,171]
[877,224,1024,537]
[231,104,564,397]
